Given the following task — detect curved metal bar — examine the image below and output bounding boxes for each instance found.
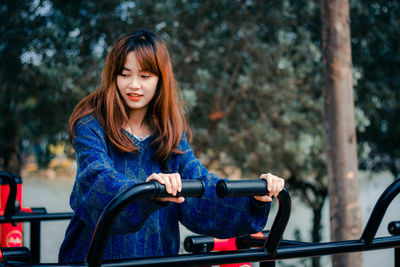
[360,178,400,245]
[0,171,19,219]
[98,236,400,267]
[99,235,400,267]
[85,179,205,267]
[264,188,291,254]
[215,179,292,255]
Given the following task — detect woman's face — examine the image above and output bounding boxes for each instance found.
[117,51,159,116]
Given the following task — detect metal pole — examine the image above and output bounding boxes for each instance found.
[260,261,275,267]
[30,221,41,263]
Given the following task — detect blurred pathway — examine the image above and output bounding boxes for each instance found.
[22,177,73,263]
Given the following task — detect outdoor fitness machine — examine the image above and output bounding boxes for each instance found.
[0,171,399,266]
[0,172,73,263]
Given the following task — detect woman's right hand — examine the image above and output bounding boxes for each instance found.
[146,173,185,203]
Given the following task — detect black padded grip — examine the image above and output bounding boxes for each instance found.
[184,235,214,253]
[216,179,269,198]
[153,179,205,198]
[388,221,400,236]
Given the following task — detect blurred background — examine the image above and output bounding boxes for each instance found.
[1,0,399,266]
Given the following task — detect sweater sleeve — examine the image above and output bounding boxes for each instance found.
[177,137,270,238]
[70,116,165,235]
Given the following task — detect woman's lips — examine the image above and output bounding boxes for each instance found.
[127,92,143,101]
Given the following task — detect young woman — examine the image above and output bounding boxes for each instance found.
[58,30,284,263]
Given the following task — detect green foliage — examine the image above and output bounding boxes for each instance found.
[1,0,49,171]
[1,0,325,210]
[0,0,124,169]
[2,0,328,182]
[350,0,400,177]
[125,1,327,185]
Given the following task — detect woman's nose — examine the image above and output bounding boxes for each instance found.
[128,77,140,89]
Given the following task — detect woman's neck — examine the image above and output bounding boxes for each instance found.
[126,110,152,137]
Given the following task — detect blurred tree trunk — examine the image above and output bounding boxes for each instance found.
[1,126,21,175]
[1,116,21,175]
[1,90,21,175]
[320,1,364,267]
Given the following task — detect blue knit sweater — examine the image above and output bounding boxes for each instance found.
[58,114,270,263]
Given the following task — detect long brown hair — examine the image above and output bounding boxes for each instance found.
[69,30,191,164]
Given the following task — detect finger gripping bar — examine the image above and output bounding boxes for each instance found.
[216,179,269,198]
[153,179,205,198]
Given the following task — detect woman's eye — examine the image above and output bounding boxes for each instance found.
[141,74,151,78]
[120,73,129,77]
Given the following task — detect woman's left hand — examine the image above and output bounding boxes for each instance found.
[254,173,285,202]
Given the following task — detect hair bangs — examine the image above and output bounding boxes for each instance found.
[134,42,160,77]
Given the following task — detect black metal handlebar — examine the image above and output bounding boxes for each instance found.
[216,179,291,255]
[360,178,400,245]
[1,174,399,267]
[86,179,290,266]
[85,179,205,267]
